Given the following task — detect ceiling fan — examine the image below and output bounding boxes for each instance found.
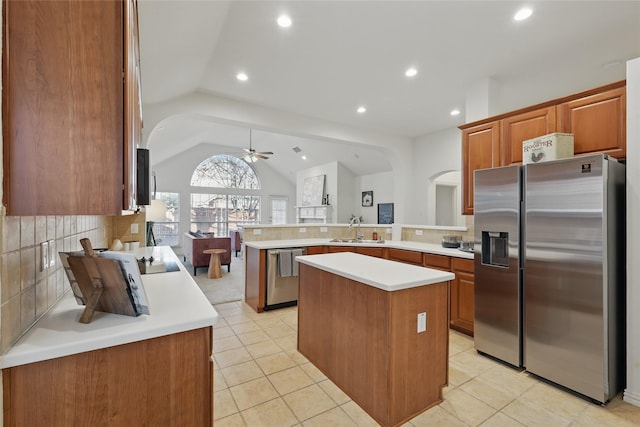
[242,129,273,163]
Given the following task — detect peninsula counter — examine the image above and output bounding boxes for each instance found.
[1,246,218,427]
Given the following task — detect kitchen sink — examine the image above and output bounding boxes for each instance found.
[329,238,385,244]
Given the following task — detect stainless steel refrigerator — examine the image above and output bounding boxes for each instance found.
[474,154,626,404]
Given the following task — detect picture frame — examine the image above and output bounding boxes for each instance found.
[362,191,374,207]
[302,175,325,206]
[377,203,394,224]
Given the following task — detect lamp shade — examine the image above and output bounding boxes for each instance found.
[146,199,167,222]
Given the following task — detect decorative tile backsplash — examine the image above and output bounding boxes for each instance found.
[242,218,475,245]
[0,212,111,353]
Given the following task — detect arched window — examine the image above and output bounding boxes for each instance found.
[190,155,261,236]
[191,154,259,189]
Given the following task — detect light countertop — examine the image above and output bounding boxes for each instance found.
[296,252,455,291]
[1,246,218,369]
[244,238,474,259]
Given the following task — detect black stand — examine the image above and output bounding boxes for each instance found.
[146,221,157,246]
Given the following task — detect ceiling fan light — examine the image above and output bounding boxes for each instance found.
[244,154,257,163]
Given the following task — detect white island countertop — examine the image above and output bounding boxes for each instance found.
[244,238,474,259]
[296,252,455,291]
[1,246,218,369]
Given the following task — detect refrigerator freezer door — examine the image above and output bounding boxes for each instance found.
[474,165,523,367]
[524,154,620,403]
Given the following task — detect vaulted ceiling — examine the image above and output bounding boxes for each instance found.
[138,1,640,181]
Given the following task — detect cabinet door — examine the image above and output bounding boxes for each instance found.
[124,0,143,210]
[451,258,474,336]
[502,107,557,165]
[3,327,213,427]
[461,121,500,215]
[558,86,626,159]
[3,0,125,215]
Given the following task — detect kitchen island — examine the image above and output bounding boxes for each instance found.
[1,246,218,427]
[296,252,454,427]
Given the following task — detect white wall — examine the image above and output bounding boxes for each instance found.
[153,142,296,236]
[412,127,462,225]
[355,171,394,224]
[336,162,355,223]
[625,57,640,407]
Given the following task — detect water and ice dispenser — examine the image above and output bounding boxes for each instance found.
[481,231,509,267]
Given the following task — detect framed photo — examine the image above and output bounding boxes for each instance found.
[362,191,373,207]
[378,203,394,224]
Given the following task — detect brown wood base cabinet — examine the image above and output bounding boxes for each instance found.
[297,263,449,427]
[450,258,475,336]
[2,327,213,427]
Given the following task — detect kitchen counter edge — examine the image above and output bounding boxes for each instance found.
[244,238,474,259]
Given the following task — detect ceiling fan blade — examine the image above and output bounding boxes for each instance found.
[255,153,270,159]
[257,151,274,155]
[242,148,252,153]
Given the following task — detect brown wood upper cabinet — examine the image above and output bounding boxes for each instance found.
[460,81,626,215]
[502,107,557,166]
[461,121,501,215]
[557,86,626,159]
[2,0,142,215]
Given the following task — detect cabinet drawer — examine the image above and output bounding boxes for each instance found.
[328,246,354,253]
[388,248,423,265]
[452,257,474,273]
[356,247,385,258]
[423,254,451,270]
[306,246,326,255]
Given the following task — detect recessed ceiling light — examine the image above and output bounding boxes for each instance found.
[450,109,461,116]
[357,106,367,114]
[301,155,307,160]
[514,7,532,21]
[236,72,248,81]
[405,67,418,77]
[277,14,292,28]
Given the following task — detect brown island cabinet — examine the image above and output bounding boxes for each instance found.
[296,252,454,427]
[245,241,475,336]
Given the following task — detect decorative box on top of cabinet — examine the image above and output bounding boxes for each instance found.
[2,0,143,216]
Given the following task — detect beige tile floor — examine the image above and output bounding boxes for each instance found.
[211,301,640,426]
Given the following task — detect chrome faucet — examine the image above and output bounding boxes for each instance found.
[349,216,363,240]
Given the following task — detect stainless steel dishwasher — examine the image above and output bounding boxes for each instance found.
[265,248,306,310]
